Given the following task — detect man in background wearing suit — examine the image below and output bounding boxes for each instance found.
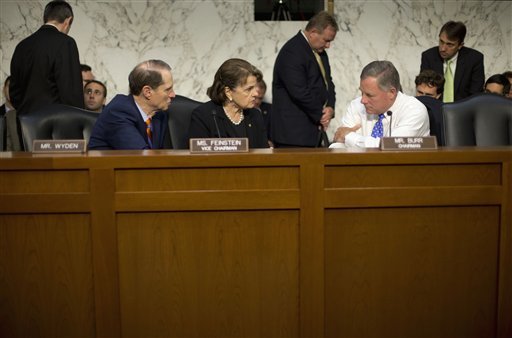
[414,69,445,146]
[272,11,338,147]
[81,64,95,88]
[9,0,84,117]
[254,78,273,144]
[483,74,511,96]
[84,79,107,113]
[420,21,484,103]
[503,71,512,97]
[1,76,22,151]
[415,69,444,99]
[1,76,14,116]
[88,60,175,150]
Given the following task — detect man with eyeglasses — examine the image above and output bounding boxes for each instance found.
[84,79,107,112]
[420,21,484,103]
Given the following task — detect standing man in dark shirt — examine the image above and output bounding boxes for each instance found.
[272,11,338,147]
[420,21,484,103]
[9,0,84,117]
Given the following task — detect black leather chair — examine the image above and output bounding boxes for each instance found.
[442,93,512,146]
[18,104,99,151]
[0,114,5,151]
[416,95,445,146]
[164,95,202,149]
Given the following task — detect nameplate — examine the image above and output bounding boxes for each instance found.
[380,136,437,150]
[190,138,249,153]
[33,140,87,153]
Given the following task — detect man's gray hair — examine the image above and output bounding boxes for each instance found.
[360,61,400,92]
[305,11,339,32]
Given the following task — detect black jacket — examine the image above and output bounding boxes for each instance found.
[420,46,484,101]
[272,31,335,146]
[189,101,269,149]
[10,25,84,116]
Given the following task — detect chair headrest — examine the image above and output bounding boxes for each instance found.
[18,104,99,151]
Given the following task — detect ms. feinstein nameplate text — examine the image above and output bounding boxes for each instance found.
[190,138,249,153]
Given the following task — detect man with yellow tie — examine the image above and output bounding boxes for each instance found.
[420,21,484,103]
[272,11,338,147]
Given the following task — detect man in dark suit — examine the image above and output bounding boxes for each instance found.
[9,0,84,117]
[420,21,484,102]
[254,78,272,143]
[415,69,444,99]
[1,76,14,116]
[88,60,175,150]
[272,11,338,147]
[84,79,107,113]
[484,74,511,96]
[414,69,445,145]
[503,71,512,98]
[1,76,22,151]
[81,64,95,88]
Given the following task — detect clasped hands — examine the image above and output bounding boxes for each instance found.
[320,106,335,130]
[333,124,361,143]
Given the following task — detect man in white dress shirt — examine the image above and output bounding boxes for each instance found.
[331,61,429,148]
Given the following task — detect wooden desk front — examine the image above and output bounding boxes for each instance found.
[0,148,511,337]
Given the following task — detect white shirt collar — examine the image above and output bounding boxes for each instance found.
[444,52,458,71]
[134,98,151,122]
[300,30,312,48]
[44,23,59,30]
[387,91,404,114]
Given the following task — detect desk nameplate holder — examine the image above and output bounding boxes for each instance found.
[190,138,249,153]
[380,136,437,151]
[33,139,87,153]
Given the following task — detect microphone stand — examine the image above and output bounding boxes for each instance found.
[387,111,393,137]
[212,110,222,138]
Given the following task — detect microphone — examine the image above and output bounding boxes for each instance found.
[212,110,222,138]
[386,111,393,137]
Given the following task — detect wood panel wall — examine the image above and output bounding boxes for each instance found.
[0,148,510,337]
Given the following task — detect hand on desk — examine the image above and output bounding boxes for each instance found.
[333,124,361,143]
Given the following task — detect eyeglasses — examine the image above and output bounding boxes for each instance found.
[85,88,104,96]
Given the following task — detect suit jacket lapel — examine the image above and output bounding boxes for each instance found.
[296,31,317,64]
[454,49,465,96]
[152,112,165,148]
[297,31,329,90]
[432,51,444,76]
[129,97,150,145]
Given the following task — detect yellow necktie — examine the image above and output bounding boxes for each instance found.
[443,60,454,103]
[313,51,328,89]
